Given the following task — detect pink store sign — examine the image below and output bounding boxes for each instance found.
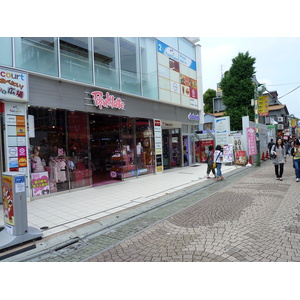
[247,127,257,155]
[91,91,125,110]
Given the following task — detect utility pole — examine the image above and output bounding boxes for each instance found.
[253,80,266,167]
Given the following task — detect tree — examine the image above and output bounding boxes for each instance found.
[220,51,256,131]
[203,88,216,114]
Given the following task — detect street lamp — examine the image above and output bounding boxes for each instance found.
[254,83,266,167]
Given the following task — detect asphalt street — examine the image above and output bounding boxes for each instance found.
[33,156,300,262]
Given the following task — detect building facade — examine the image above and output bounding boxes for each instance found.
[0,37,203,200]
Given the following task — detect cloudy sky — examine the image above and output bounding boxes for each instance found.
[200,37,300,117]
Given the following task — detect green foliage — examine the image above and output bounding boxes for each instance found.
[203,88,216,114]
[220,51,256,131]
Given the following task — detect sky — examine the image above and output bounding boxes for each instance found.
[200,37,300,117]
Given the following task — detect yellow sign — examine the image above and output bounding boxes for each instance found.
[258,95,269,116]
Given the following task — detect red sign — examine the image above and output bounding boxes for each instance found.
[91,91,125,110]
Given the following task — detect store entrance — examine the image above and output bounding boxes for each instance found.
[90,114,121,186]
[162,129,181,169]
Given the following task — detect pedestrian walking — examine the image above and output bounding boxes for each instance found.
[267,139,275,159]
[291,139,300,182]
[206,145,216,179]
[271,137,286,181]
[214,145,224,181]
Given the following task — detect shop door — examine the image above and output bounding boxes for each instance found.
[90,114,121,185]
[163,129,181,169]
[162,129,171,169]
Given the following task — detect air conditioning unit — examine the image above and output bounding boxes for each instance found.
[277,124,284,130]
[278,117,284,122]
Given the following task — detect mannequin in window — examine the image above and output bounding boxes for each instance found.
[31,146,45,173]
[137,141,143,169]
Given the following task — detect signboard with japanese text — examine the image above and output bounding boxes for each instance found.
[247,127,257,155]
[0,67,28,102]
[258,95,269,116]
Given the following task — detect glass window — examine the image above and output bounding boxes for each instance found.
[140,37,158,99]
[68,111,91,189]
[120,37,141,95]
[28,107,69,195]
[0,37,13,67]
[136,119,155,175]
[14,37,59,76]
[179,38,196,60]
[94,37,120,90]
[157,37,178,51]
[60,37,93,84]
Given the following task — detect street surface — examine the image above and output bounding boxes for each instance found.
[34,156,300,262]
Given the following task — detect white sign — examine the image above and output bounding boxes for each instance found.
[215,116,231,146]
[0,67,28,102]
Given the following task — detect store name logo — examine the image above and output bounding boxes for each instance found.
[91,91,125,110]
[188,113,200,121]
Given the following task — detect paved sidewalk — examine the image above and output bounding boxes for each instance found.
[84,156,300,262]
[0,163,238,240]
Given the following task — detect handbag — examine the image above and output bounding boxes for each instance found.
[271,146,277,159]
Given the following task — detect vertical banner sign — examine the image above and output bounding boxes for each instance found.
[5,102,28,173]
[154,119,163,173]
[247,127,257,155]
[258,95,269,116]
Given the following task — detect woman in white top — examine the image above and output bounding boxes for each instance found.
[214,145,224,181]
[271,137,286,181]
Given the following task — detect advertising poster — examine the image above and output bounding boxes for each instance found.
[247,127,257,155]
[31,172,50,197]
[235,151,247,165]
[223,144,233,163]
[2,175,15,226]
[199,140,214,163]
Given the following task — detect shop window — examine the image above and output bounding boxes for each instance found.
[120,37,141,95]
[28,108,91,196]
[60,37,93,84]
[68,111,91,189]
[136,119,155,176]
[14,37,59,77]
[0,37,13,67]
[94,37,120,91]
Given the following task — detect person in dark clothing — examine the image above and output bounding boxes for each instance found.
[267,139,275,159]
[206,145,216,179]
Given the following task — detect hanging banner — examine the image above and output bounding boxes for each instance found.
[247,127,257,155]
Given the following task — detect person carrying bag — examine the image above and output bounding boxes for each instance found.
[214,145,224,181]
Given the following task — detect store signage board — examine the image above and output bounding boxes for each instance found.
[91,91,125,110]
[0,67,28,102]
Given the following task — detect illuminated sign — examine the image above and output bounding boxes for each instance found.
[91,91,125,110]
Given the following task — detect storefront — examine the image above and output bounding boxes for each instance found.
[1,70,200,200]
